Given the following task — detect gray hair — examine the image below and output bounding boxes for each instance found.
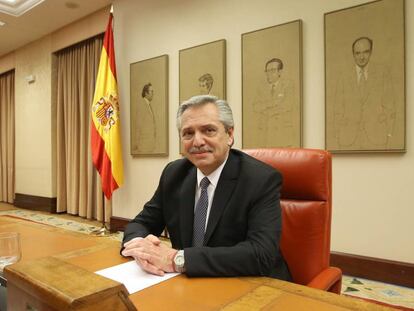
[176,95,234,131]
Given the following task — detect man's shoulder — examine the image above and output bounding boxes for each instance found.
[230,149,282,178]
[164,157,193,173]
[368,62,388,77]
[278,77,293,88]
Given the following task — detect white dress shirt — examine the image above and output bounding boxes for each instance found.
[355,64,369,83]
[195,155,229,231]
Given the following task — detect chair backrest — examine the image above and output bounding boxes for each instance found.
[243,148,332,285]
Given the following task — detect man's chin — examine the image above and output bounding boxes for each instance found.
[188,155,212,167]
[191,152,211,159]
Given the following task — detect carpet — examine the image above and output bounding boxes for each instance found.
[0,209,122,242]
[341,276,414,309]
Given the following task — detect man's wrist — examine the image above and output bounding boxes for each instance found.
[172,250,186,273]
[168,250,178,263]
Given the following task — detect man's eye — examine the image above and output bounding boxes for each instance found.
[205,128,217,136]
[182,131,193,139]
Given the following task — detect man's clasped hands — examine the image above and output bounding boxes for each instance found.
[122,234,178,276]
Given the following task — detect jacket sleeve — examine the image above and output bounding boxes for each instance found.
[122,166,169,246]
[184,170,283,277]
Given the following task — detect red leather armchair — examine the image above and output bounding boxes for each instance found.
[243,148,342,294]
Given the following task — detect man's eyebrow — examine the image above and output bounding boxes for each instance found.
[181,123,218,131]
[200,123,218,128]
[181,126,192,132]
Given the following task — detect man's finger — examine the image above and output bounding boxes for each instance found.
[123,237,157,251]
[133,257,164,276]
[146,234,161,245]
[139,259,165,276]
[124,239,145,249]
[122,248,146,258]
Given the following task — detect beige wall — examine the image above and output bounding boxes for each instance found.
[0,8,108,197]
[113,0,414,263]
[0,52,15,74]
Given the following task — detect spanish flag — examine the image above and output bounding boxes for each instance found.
[90,12,124,199]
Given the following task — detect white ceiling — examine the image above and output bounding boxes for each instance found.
[0,0,112,57]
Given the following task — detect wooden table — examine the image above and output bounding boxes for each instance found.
[0,215,393,310]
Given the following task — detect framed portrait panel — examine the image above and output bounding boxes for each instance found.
[242,20,302,148]
[179,39,226,103]
[130,55,168,156]
[325,0,405,153]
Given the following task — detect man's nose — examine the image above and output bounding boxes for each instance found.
[193,131,205,146]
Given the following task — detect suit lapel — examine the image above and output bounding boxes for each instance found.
[179,167,196,248]
[204,151,239,244]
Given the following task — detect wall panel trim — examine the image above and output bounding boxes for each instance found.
[14,193,57,213]
[331,251,414,289]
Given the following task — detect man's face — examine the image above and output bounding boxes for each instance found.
[353,39,372,68]
[199,80,210,94]
[180,103,234,175]
[265,61,281,84]
[145,86,154,101]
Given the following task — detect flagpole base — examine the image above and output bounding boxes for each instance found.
[90,224,111,236]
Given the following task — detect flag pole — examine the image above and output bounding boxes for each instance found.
[90,190,111,236]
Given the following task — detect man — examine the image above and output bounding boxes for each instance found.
[198,73,214,95]
[253,58,295,147]
[122,95,291,280]
[334,36,395,149]
[134,83,156,152]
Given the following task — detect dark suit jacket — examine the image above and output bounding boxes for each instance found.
[123,149,291,280]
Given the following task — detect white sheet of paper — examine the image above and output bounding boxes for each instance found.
[95,260,179,294]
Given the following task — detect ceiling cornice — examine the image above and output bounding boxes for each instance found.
[0,0,45,17]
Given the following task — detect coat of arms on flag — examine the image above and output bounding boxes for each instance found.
[92,94,120,132]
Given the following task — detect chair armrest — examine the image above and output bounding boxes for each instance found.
[307,267,342,294]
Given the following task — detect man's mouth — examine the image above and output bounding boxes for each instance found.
[189,147,213,155]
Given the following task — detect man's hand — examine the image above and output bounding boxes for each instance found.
[122,234,178,276]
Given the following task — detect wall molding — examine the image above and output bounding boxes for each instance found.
[110,216,414,288]
[330,251,414,289]
[14,193,57,213]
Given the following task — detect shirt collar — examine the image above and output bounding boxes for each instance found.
[196,154,229,188]
[269,79,280,90]
[355,64,369,76]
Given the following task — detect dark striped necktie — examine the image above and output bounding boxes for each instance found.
[192,177,210,247]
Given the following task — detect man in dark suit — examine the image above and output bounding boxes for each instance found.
[333,37,395,150]
[122,95,291,280]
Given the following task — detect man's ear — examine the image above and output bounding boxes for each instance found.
[227,127,234,146]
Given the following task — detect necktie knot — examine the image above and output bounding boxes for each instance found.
[200,177,210,190]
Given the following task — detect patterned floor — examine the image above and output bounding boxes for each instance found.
[0,208,123,242]
[342,275,414,309]
[1,206,414,309]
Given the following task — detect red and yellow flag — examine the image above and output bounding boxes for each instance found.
[91,12,124,199]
